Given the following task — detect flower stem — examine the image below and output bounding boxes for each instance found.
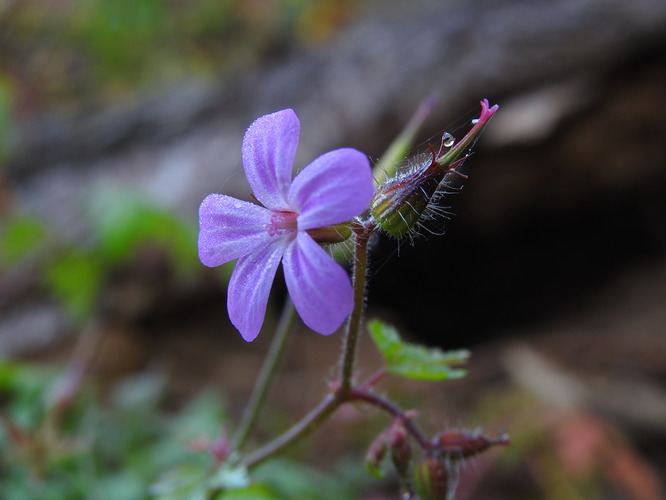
[339,220,373,393]
[348,386,430,449]
[358,369,388,390]
[242,393,339,470]
[242,375,433,470]
[233,298,296,451]
[241,221,374,469]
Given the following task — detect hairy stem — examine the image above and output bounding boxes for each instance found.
[241,221,374,469]
[242,394,339,470]
[243,375,433,471]
[348,386,430,449]
[339,220,373,393]
[358,369,388,390]
[233,299,296,451]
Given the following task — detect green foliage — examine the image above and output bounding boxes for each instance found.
[1,0,355,107]
[75,0,169,79]
[248,459,368,500]
[0,189,199,323]
[0,361,225,500]
[88,190,198,270]
[153,449,371,499]
[221,484,279,500]
[150,464,211,500]
[0,361,55,428]
[368,320,469,381]
[0,360,372,500]
[44,250,103,322]
[0,214,48,265]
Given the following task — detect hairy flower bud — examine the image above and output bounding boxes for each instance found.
[371,163,443,237]
[435,429,510,461]
[371,100,498,238]
[388,420,412,479]
[365,429,389,478]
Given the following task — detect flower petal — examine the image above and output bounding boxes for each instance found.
[288,148,374,230]
[198,194,274,267]
[283,232,353,335]
[242,109,299,211]
[227,240,288,342]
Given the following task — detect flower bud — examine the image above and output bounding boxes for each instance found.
[365,429,389,478]
[388,420,412,479]
[411,452,451,500]
[435,429,510,461]
[371,163,443,237]
[371,99,498,238]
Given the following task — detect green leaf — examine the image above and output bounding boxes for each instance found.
[368,320,469,381]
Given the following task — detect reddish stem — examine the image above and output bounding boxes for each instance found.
[347,386,431,450]
[359,369,388,389]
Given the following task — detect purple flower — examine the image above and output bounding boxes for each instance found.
[198,109,374,342]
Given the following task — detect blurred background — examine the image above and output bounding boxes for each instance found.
[1,0,665,498]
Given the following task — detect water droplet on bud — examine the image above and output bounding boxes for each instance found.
[471,118,479,125]
[441,133,455,148]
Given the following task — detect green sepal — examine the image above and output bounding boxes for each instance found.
[368,320,468,381]
[306,221,352,244]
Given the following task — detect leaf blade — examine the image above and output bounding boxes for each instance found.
[368,320,469,381]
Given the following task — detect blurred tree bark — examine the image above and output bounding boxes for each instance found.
[3,0,666,350]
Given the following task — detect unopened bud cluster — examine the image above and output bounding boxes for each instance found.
[411,452,451,500]
[366,424,510,500]
[412,429,510,500]
[365,418,412,482]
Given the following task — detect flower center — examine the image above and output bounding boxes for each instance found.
[267,210,299,237]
